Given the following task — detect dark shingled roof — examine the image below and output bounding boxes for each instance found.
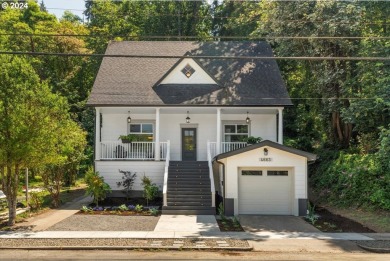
[87,41,292,106]
[214,140,317,162]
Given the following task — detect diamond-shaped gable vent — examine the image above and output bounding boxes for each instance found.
[181,64,195,78]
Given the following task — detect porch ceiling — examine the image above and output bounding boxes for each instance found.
[99,107,280,115]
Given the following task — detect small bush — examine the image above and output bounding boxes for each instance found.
[29,191,45,211]
[85,167,111,207]
[116,170,136,200]
[141,175,159,206]
[149,207,159,216]
[118,204,128,211]
[135,204,143,212]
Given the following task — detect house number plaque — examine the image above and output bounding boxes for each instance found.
[259,158,272,162]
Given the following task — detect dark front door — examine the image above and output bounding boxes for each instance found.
[182,128,197,161]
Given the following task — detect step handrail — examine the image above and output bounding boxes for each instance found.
[207,140,216,208]
[162,140,170,206]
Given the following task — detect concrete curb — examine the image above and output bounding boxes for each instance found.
[0,246,253,251]
[357,244,390,254]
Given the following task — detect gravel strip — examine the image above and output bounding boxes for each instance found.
[46,215,160,231]
[355,240,390,253]
[0,238,250,249]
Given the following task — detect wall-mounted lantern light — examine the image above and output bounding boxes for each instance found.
[127,111,132,123]
[264,148,268,156]
[186,111,190,123]
[246,111,251,123]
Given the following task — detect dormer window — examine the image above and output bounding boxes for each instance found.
[181,64,195,78]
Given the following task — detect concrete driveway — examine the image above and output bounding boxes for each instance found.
[239,215,320,233]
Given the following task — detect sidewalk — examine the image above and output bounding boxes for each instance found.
[1,195,389,253]
[0,230,383,240]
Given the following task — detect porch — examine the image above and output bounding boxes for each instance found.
[95,107,284,161]
[98,141,248,160]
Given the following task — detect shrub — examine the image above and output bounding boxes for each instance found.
[118,204,128,211]
[135,204,143,212]
[149,207,159,216]
[141,175,159,206]
[116,170,136,200]
[29,191,45,211]
[85,167,111,207]
[305,202,319,225]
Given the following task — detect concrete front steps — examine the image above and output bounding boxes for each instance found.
[162,161,215,215]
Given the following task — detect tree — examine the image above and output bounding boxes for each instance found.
[42,117,86,208]
[0,55,66,225]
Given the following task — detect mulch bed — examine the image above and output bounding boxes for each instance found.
[310,206,376,233]
[76,210,157,216]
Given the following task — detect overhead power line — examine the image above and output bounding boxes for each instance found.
[0,33,389,40]
[0,51,389,61]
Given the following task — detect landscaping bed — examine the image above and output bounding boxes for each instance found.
[216,216,244,232]
[306,206,376,233]
[81,197,162,216]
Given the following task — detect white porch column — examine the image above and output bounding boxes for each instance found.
[216,108,221,154]
[95,108,101,160]
[155,108,160,161]
[278,108,283,144]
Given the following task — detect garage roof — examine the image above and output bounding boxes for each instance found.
[214,140,317,162]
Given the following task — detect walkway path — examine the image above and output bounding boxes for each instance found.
[16,195,92,231]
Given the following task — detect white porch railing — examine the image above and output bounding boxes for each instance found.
[207,140,216,208]
[163,140,170,207]
[209,142,217,159]
[100,141,168,160]
[221,142,248,153]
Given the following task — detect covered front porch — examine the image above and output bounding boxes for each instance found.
[95,107,284,161]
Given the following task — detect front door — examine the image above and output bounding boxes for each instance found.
[182,128,197,161]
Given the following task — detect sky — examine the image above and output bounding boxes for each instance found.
[42,0,86,20]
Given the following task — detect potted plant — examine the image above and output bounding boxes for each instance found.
[244,136,262,145]
[118,134,138,143]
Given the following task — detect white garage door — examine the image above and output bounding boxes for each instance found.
[238,169,292,215]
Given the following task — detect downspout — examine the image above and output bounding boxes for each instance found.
[215,157,226,214]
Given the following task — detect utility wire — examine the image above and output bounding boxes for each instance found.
[0,33,389,40]
[0,51,389,61]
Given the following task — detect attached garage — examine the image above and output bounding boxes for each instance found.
[213,140,316,216]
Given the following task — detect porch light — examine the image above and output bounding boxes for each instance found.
[186,111,190,123]
[246,111,251,123]
[127,111,131,123]
[264,148,268,156]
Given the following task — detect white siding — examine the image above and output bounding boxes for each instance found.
[223,146,307,216]
[95,161,165,191]
[160,58,217,85]
[160,113,217,161]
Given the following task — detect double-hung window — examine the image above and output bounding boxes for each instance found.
[224,124,249,142]
[129,123,154,141]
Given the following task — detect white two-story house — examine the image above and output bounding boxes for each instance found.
[87,41,316,216]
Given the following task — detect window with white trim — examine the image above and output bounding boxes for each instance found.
[129,123,154,141]
[224,124,249,142]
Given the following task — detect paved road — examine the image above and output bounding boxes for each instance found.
[0,249,388,260]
